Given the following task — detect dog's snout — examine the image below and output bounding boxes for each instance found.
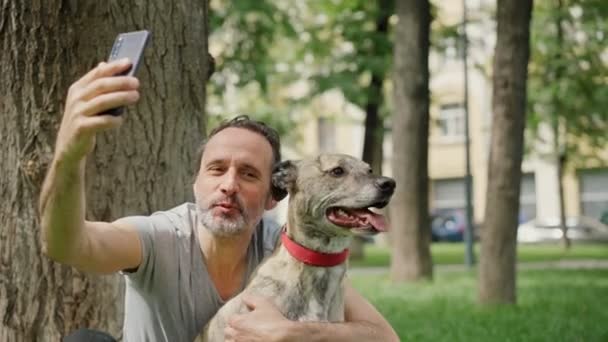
[375,177,396,194]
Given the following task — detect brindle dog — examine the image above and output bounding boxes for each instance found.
[198,153,395,341]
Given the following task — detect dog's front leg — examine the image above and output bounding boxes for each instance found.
[327,281,346,322]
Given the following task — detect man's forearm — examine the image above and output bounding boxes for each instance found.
[283,320,399,342]
[39,156,87,263]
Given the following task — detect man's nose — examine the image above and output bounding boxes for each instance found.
[220,169,239,195]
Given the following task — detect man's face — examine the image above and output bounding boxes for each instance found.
[193,127,276,237]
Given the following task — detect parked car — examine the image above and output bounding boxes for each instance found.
[517,216,608,243]
[430,210,466,242]
[600,210,608,225]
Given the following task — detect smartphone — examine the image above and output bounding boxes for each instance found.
[104,30,150,116]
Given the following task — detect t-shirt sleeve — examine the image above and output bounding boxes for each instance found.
[118,213,176,287]
[262,216,282,257]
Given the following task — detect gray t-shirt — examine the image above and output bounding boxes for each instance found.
[120,203,281,342]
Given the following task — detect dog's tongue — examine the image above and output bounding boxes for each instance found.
[353,209,389,232]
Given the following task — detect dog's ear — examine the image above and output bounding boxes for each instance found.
[271,160,298,201]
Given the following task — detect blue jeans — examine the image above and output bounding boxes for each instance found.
[63,328,117,342]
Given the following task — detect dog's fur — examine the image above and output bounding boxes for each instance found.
[198,153,395,341]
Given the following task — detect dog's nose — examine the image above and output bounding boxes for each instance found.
[375,177,396,194]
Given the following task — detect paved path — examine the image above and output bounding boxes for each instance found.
[349,259,608,275]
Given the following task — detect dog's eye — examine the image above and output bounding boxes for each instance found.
[330,166,345,177]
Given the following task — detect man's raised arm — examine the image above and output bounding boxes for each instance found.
[39,59,142,274]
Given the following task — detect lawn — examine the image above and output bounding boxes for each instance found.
[350,242,608,268]
[351,268,608,341]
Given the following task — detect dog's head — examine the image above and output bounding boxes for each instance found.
[272,153,395,237]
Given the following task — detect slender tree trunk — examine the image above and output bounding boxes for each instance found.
[361,73,385,176]
[361,0,392,176]
[0,2,209,341]
[478,0,533,305]
[557,152,570,248]
[553,0,570,249]
[390,0,433,282]
[352,78,383,259]
[352,0,392,260]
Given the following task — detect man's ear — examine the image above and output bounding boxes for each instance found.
[271,160,298,201]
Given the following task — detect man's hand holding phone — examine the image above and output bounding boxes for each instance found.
[54,60,140,164]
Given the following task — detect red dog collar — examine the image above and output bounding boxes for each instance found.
[281,230,349,267]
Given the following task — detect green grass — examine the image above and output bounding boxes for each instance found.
[351,268,608,341]
[350,243,608,268]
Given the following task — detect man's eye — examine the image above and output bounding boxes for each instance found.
[330,166,345,177]
[241,170,259,180]
[208,166,224,173]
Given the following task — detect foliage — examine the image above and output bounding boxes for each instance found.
[206,0,398,142]
[302,0,394,112]
[209,0,296,91]
[207,0,300,138]
[205,0,466,140]
[352,268,608,341]
[527,0,608,165]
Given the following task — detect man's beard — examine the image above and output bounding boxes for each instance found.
[196,196,250,237]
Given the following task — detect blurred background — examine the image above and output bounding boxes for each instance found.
[206,0,608,243]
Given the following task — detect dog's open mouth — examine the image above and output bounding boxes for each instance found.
[326,201,389,232]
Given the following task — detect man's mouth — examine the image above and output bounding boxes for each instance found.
[212,200,242,214]
[326,200,390,232]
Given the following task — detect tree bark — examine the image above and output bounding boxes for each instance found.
[352,0,392,260]
[0,2,209,340]
[390,0,433,282]
[478,0,533,304]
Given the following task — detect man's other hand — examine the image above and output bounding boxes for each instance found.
[225,294,292,342]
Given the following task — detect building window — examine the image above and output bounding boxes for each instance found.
[433,178,466,211]
[317,117,335,152]
[519,174,536,223]
[579,170,608,223]
[438,103,465,139]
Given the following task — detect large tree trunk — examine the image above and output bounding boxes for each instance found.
[478,0,532,305]
[390,0,433,282]
[0,2,209,341]
[352,0,392,261]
